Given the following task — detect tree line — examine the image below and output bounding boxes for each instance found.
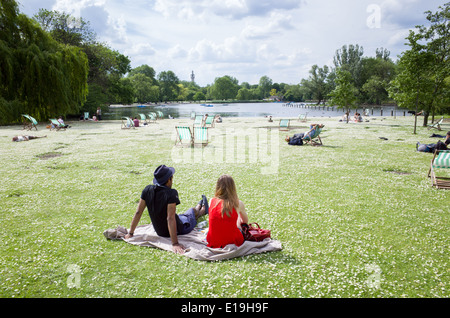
[0,0,448,126]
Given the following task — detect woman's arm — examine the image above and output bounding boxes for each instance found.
[237,200,249,228]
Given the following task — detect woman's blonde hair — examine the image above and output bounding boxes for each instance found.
[214,175,239,218]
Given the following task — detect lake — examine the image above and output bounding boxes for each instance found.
[103,102,411,120]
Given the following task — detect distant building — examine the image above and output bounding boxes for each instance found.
[191,70,195,83]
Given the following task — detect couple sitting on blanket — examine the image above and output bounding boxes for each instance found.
[125,165,249,254]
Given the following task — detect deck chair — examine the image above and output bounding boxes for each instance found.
[204,115,215,128]
[147,113,156,123]
[22,114,38,131]
[279,119,290,131]
[138,114,148,125]
[428,117,444,131]
[157,111,164,119]
[121,117,135,129]
[84,112,89,121]
[49,118,66,131]
[298,114,307,122]
[190,111,196,120]
[193,126,208,146]
[194,115,204,127]
[175,126,193,146]
[303,126,323,146]
[428,150,450,189]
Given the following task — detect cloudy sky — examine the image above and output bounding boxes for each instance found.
[18,0,446,86]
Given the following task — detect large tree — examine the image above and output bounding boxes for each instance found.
[328,69,358,122]
[0,0,89,124]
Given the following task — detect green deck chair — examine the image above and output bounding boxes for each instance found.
[49,118,66,131]
[279,119,290,131]
[175,126,193,146]
[138,113,148,124]
[298,114,307,122]
[22,114,38,131]
[157,111,164,119]
[427,117,444,131]
[303,126,323,146]
[193,127,208,146]
[147,113,156,123]
[194,115,203,126]
[204,115,215,128]
[428,150,450,189]
[84,112,89,121]
[121,117,135,129]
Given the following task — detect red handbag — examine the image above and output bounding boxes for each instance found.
[241,223,271,241]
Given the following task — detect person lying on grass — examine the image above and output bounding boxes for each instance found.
[12,135,47,142]
[285,124,324,146]
[416,131,450,153]
[125,165,208,254]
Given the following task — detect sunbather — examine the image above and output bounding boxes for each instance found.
[124,165,208,254]
[12,135,47,142]
[285,124,324,146]
[417,131,450,153]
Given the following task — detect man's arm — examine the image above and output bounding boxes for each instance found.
[167,203,185,254]
[125,199,146,239]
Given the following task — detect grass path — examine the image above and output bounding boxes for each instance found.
[0,115,448,298]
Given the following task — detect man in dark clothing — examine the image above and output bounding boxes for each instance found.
[125,165,208,254]
[417,131,450,153]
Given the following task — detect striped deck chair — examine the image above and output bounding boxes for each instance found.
[147,113,156,123]
[157,111,164,119]
[22,114,38,131]
[194,115,204,127]
[298,114,307,122]
[428,150,450,189]
[121,117,135,129]
[204,115,215,128]
[84,112,89,121]
[193,127,208,146]
[175,126,193,146]
[49,119,66,131]
[279,119,290,131]
[138,113,148,124]
[427,117,444,131]
[303,126,323,146]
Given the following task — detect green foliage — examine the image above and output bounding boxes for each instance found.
[0,0,89,124]
[209,75,239,100]
[328,69,358,120]
[158,71,180,102]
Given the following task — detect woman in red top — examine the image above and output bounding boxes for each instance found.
[206,175,249,248]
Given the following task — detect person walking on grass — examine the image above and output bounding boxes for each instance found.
[125,165,208,254]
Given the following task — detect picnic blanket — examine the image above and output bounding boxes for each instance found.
[103,224,282,261]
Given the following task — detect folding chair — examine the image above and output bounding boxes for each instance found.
[428,150,450,189]
[175,126,193,146]
[194,115,204,127]
[303,126,323,146]
[147,113,156,123]
[84,112,89,121]
[49,119,66,131]
[157,111,164,119]
[298,114,307,122]
[22,114,38,131]
[193,127,209,146]
[138,114,149,125]
[279,119,290,131]
[204,115,215,128]
[428,117,444,131]
[121,117,135,129]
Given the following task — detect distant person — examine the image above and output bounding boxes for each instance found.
[124,165,208,254]
[417,131,450,153]
[96,107,102,120]
[206,175,248,248]
[285,124,324,146]
[57,116,69,128]
[12,135,47,142]
[133,117,139,127]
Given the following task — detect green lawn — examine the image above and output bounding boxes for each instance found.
[0,115,448,298]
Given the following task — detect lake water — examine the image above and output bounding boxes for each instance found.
[104,102,411,120]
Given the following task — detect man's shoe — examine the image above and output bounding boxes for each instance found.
[202,195,209,215]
